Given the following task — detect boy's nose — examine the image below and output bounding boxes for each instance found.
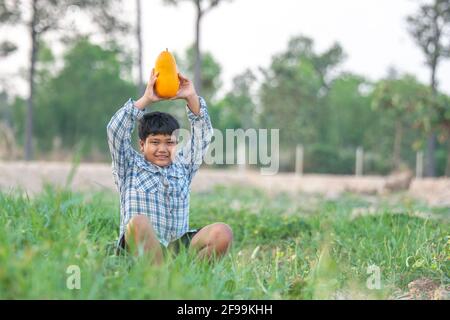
[155,143,165,150]
[156,144,169,153]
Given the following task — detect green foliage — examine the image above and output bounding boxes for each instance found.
[372,74,434,132]
[33,38,136,156]
[371,73,434,169]
[259,36,345,148]
[175,44,222,103]
[258,36,384,173]
[210,69,257,133]
[325,74,375,147]
[303,144,355,175]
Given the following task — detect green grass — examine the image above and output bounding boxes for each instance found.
[0,185,448,299]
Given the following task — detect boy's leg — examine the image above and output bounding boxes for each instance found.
[125,214,163,265]
[189,223,233,260]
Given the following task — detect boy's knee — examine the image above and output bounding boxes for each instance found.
[127,215,154,237]
[210,223,233,250]
[125,215,163,263]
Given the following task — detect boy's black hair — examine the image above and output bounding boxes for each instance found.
[138,112,180,141]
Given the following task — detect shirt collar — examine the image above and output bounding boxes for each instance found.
[135,154,160,173]
[135,154,183,177]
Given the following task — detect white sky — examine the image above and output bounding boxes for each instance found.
[1,0,450,98]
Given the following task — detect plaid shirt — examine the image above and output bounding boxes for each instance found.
[107,96,213,248]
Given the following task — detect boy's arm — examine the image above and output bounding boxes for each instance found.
[178,95,214,180]
[106,100,145,184]
[107,69,162,185]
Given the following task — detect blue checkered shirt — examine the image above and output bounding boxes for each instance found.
[107,96,213,248]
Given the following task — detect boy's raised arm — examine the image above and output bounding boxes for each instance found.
[170,74,213,179]
[178,95,214,180]
[107,100,145,184]
[107,69,161,185]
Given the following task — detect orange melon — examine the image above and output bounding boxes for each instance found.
[154,49,180,98]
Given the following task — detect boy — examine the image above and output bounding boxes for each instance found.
[107,70,233,264]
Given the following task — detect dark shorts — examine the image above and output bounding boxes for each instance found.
[117,228,203,256]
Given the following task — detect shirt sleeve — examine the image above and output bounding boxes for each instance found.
[107,99,145,189]
[177,96,214,181]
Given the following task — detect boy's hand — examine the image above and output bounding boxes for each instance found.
[170,73,197,101]
[135,69,162,110]
[171,73,200,115]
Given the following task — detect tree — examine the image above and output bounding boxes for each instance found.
[372,74,434,171]
[259,36,345,148]
[0,0,130,160]
[213,69,257,131]
[0,90,17,160]
[136,0,144,95]
[175,44,222,103]
[407,0,450,176]
[437,94,450,175]
[420,91,450,175]
[163,0,232,95]
[33,38,136,157]
[324,74,405,174]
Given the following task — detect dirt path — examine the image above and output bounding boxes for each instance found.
[1,161,450,206]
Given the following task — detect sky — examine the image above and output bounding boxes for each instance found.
[1,0,450,98]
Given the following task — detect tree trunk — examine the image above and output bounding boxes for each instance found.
[136,0,144,95]
[425,133,436,177]
[393,120,403,170]
[25,0,38,161]
[424,6,443,178]
[425,60,438,177]
[194,0,202,95]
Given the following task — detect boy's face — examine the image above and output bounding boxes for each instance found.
[140,134,177,167]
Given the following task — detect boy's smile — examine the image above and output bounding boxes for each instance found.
[140,134,177,167]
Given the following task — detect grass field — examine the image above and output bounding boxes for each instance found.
[0,185,448,299]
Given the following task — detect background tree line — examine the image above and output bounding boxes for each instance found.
[1,0,450,176]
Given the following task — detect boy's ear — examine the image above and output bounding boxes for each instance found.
[139,139,145,152]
